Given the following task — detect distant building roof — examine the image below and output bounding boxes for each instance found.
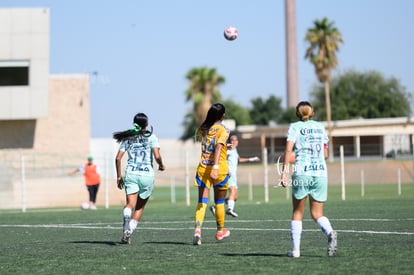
[236,117,414,138]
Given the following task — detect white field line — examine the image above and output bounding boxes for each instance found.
[0,218,413,235]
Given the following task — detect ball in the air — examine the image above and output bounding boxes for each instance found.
[224,26,238,41]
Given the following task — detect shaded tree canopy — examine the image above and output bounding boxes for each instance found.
[249,95,284,125]
[278,107,297,124]
[310,69,412,120]
[180,111,197,141]
[221,99,251,126]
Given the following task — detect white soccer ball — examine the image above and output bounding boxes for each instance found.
[224,26,238,41]
[81,202,90,210]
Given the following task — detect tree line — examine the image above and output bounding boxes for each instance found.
[181,18,412,141]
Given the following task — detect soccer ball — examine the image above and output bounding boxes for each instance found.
[81,202,90,210]
[224,26,238,41]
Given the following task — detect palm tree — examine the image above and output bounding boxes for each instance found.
[305,17,343,161]
[184,66,224,134]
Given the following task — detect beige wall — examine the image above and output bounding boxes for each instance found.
[34,75,90,155]
[0,74,94,209]
[0,74,90,156]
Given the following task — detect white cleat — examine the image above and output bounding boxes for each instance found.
[328,231,337,256]
[287,250,300,258]
[226,209,238,217]
[121,230,132,244]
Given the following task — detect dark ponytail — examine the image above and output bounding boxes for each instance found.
[199,103,226,134]
[113,113,153,142]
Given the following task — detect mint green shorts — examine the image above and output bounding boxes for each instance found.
[291,175,327,202]
[124,173,154,199]
[228,174,238,189]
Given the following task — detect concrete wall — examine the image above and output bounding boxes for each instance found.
[35,75,90,155]
[0,8,49,119]
[0,74,90,156]
[0,74,92,209]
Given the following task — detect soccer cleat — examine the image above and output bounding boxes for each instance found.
[121,230,132,244]
[89,205,97,210]
[226,209,238,217]
[215,228,230,241]
[287,250,300,258]
[193,229,202,245]
[327,230,337,256]
[209,205,216,217]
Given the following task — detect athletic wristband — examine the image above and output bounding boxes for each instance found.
[213,165,219,170]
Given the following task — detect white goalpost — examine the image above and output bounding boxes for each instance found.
[340,145,346,201]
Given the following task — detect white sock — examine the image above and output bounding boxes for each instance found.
[291,220,302,252]
[129,219,139,233]
[227,200,235,210]
[316,216,333,237]
[123,207,132,218]
[122,208,132,231]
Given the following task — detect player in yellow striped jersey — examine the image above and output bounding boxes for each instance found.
[193,103,231,245]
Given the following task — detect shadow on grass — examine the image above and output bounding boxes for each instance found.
[222,253,323,258]
[70,240,118,246]
[144,241,189,245]
[222,252,286,257]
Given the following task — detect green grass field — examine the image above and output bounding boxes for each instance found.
[1,184,413,275]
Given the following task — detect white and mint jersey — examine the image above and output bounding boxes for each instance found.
[287,120,328,177]
[119,134,160,176]
[227,148,239,175]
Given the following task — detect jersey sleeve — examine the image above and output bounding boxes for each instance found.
[323,127,329,145]
[286,124,298,142]
[119,140,127,152]
[150,134,160,148]
[216,125,230,145]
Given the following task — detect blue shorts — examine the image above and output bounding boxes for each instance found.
[124,173,154,199]
[291,175,327,202]
[193,170,229,191]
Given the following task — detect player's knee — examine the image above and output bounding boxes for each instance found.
[310,210,323,221]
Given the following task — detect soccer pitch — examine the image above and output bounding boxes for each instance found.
[0,184,413,275]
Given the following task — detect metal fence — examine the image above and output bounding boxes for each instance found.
[1,146,413,211]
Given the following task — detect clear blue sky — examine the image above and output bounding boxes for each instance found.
[2,0,413,139]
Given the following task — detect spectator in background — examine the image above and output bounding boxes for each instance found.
[68,156,101,210]
[210,135,260,217]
